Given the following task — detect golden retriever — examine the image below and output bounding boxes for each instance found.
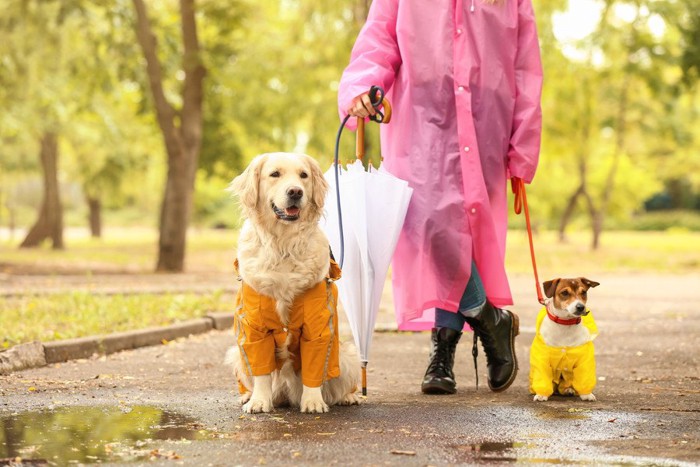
[226,152,360,414]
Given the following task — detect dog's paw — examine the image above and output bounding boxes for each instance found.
[533,394,549,402]
[300,386,329,413]
[300,397,329,413]
[238,392,252,406]
[337,392,361,406]
[242,397,273,414]
[579,393,596,401]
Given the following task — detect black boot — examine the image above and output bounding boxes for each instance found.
[465,302,519,392]
[421,327,461,394]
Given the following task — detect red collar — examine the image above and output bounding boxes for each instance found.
[546,309,581,326]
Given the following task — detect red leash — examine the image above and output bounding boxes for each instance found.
[511,178,546,306]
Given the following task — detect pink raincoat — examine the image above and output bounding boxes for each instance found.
[338,0,543,330]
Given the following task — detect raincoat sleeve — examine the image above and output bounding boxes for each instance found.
[572,343,597,395]
[529,341,555,397]
[507,0,543,184]
[529,310,555,397]
[338,0,401,130]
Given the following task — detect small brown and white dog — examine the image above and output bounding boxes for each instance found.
[226,152,360,414]
[529,277,600,402]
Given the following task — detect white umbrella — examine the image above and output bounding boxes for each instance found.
[321,101,413,395]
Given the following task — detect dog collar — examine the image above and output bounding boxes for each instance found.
[546,309,581,326]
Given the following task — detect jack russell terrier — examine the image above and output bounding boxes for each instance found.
[529,277,600,402]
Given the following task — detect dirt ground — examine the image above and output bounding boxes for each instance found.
[1,272,699,465]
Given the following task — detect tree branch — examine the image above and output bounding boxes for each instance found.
[132,0,179,154]
[180,0,206,157]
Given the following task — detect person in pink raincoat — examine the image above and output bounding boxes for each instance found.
[338,0,542,394]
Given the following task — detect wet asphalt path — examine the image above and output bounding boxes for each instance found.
[1,273,699,465]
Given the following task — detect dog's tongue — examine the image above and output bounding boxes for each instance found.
[285,207,300,217]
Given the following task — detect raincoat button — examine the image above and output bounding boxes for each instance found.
[457,28,463,34]
[470,208,476,214]
[457,86,464,92]
[464,146,470,152]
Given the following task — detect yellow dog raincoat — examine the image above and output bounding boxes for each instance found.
[529,307,598,397]
[233,260,341,391]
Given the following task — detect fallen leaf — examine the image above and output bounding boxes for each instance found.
[316,432,336,436]
[391,450,416,456]
[608,418,617,423]
[149,449,181,460]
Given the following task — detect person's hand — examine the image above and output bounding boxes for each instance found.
[347,92,377,118]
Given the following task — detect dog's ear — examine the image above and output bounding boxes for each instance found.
[543,279,560,298]
[305,154,328,212]
[581,278,600,289]
[228,154,266,211]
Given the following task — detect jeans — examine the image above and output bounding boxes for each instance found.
[435,261,486,331]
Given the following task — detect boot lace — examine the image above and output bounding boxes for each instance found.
[427,340,456,377]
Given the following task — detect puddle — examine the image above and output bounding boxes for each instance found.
[0,406,216,464]
[536,410,590,421]
[452,440,688,466]
[454,442,535,463]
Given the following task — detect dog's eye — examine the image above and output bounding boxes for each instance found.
[270,171,280,178]
[582,291,587,297]
[560,290,570,297]
[300,171,308,179]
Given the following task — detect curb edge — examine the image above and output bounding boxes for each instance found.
[0,312,236,375]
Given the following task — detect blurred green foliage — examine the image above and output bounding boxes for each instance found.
[0,0,698,238]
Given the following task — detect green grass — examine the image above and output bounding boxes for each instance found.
[1,291,232,349]
[1,227,698,349]
[0,227,238,273]
[505,229,700,275]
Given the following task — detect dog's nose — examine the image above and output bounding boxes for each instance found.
[287,186,303,200]
[575,303,585,314]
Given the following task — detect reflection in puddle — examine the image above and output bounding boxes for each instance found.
[0,406,215,464]
[537,410,590,421]
[455,441,526,463]
[455,441,579,464]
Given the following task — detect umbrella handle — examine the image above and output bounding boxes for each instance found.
[356,117,365,162]
[355,91,392,163]
[361,361,368,396]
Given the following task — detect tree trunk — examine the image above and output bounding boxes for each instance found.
[87,196,102,238]
[352,0,371,24]
[558,184,584,242]
[133,0,205,272]
[20,132,64,249]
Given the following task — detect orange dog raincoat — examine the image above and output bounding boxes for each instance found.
[233,260,341,390]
